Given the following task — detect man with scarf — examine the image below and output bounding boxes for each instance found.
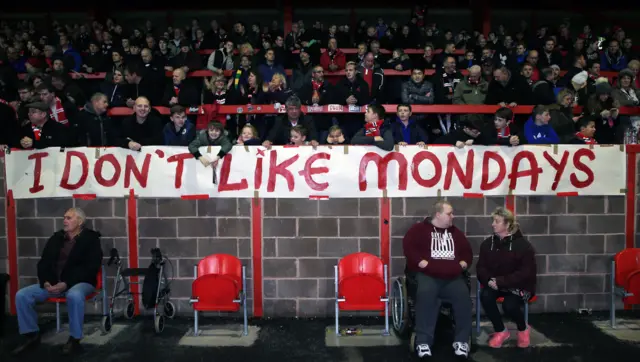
[299,65,333,133]
[36,83,77,128]
[351,104,394,151]
[17,102,69,149]
[432,56,463,140]
[163,68,199,107]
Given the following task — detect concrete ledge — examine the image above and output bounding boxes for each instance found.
[592,319,640,343]
[325,325,402,347]
[473,321,566,347]
[41,322,128,346]
[178,325,260,347]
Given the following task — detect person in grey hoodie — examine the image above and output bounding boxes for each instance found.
[188,121,233,167]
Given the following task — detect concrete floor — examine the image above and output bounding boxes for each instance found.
[1,312,639,362]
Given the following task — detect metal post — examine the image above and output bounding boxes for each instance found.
[610,260,616,328]
[334,265,340,336]
[383,265,390,336]
[102,265,108,317]
[56,302,61,332]
[476,280,481,333]
[193,265,199,336]
[524,302,529,326]
[242,266,248,336]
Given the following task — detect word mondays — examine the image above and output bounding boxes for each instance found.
[4,145,626,199]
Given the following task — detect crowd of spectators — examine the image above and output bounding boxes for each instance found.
[0,11,639,161]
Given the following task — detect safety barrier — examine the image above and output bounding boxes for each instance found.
[2,111,639,317]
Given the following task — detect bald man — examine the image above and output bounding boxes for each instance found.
[12,208,102,355]
[162,68,200,107]
[121,97,165,149]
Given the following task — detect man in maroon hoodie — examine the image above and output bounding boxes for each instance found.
[403,200,473,360]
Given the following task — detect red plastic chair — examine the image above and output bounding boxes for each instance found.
[475,280,537,333]
[610,248,640,327]
[189,254,247,336]
[45,265,109,333]
[334,252,389,336]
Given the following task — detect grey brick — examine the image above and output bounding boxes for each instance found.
[137,199,157,217]
[468,237,485,255]
[587,215,624,234]
[360,238,380,256]
[298,218,338,237]
[546,294,584,312]
[17,218,55,237]
[465,217,492,236]
[198,238,238,257]
[93,218,127,238]
[390,217,422,236]
[197,198,239,217]
[18,258,37,276]
[514,196,528,214]
[263,238,276,257]
[485,197,505,215]
[114,199,126,217]
[586,255,612,273]
[263,258,297,277]
[453,218,466,233]
[139,238,158,255]
[529,235,567,254]
[584,293,624,311]
[391,198,404,216]
[360,199,379,217]
[74,199,114,217]
[317,238,358,258]
[317,278,335,298]
[567,196,605,214]
[238,238,251,257]
[298,299,333,317]
[391,257,406,277]
[566,275,605,293]
[390,237,403,258]
[263,218,296,237]
[516,216,549,235]
[299,258,336,278]
[605,234,626,254]
[158,238,197,258]
[277,279,318,298]
[537,275,566,293]
[339,218,378,237]
[238,199,251,217]
[157,199,197,217]
[139,218,177,238]
[405,198,438,216]
[218,218,251,237]
[548,255,585,273]
[277,199,318,217]
[451,198,485,216]
[277,238,318,257]
[528,196,566,215]
[18,238,38,257]
[263,299,296,317]
[263,199,277,217]
[318,199,359,216]
[567,235,605,254]
[549,215,587,235]
[177,259,199,278]
[606,196,625,214]
[177,218,216,237]
[36,198,73,217]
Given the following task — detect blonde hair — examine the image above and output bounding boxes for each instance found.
[491,207,519,233]
[432,199,452,218]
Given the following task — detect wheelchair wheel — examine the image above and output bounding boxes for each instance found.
[391,277,412,339]
[124,301,135,319]
[164,301,176,319]
[409,332,416,352]
[154,314,165,334]
[100,315,112,334]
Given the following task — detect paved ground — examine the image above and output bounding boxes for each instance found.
[1,312,639,362]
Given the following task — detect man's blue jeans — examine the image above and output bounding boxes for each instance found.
[16,283,95,339]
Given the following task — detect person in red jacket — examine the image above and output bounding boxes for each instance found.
[403,200,473,360]
[476,207,536,349]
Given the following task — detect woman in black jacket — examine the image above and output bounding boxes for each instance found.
[476,207,537,349]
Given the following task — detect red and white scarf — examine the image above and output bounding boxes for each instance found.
[32,124,42,141]
[497,124,511,139]
[575,131,597,144]
[50,97,69,126]
[365,119,384,137]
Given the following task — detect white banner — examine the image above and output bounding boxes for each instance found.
[3,145,627,199]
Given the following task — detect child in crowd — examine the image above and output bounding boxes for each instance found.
[486,107,521,146]
[164,105,196,146]
[323,125,349,145]
[571,117,598,144]
[351,104,394,151]
[290,125,309,145]
[236,124,261,145]
[188,120,233,167]
[523,105,560,144]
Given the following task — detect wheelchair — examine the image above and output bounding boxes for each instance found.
[390,268,474,352]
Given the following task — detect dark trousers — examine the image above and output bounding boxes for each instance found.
[480,287,526,332]
[414,273,472,346]
[0,273,8,338]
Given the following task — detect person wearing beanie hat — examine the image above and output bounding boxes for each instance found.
[612,68,639,106]
[585,80,621,143]
[188,120,233,168]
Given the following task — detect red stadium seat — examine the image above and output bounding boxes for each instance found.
[334,252,389,336]
[189,254,248,336]
[610,248,640,327]
[475,280,537,333]
[45,265,108,333]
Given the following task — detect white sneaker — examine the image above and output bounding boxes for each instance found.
[453,341,469,358]
[416,344,432,358]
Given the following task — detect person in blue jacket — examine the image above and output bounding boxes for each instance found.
[163,105,196,146]
[523,105,560,144]
[390,104,429,146]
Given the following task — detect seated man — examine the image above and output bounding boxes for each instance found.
[12,208,103,355]
[351,104,394,151]
[476,207,536,348]
[403,200,473,360]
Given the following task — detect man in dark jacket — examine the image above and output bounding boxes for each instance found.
[164,105,196,146]
[75,93,121,147]
[263,95,318,146]
[333,61,370,137]
[121,97,165,150]
[485,66,533,106]
[403,200,473,360]
[17,102,70,149]
[351,104,394,151]
[389,104,428,145]
[12,208,102,355]
[476,207,536,349]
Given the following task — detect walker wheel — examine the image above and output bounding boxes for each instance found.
[100,315,112,334]
[409,332,416,352]
[124,302,135,319]
[154,314,165,334]
[164,301,176,319]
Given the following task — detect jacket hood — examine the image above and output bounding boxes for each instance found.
[490,228,524,250]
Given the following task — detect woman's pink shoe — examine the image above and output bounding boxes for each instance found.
[488,329,511,348]
[517,327,531,348]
